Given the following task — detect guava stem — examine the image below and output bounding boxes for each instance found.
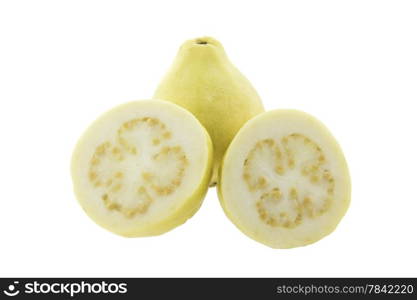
[195,38,208,45]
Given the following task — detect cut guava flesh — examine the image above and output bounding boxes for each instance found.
[218,110,350,248]
[71,100,213,237]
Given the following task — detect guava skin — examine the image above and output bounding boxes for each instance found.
[154,37,264,186]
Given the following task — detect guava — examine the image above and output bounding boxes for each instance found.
[71,100,213,237]
[154,37,264,185]
[218,109,350,248]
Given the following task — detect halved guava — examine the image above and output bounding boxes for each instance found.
[218,109,350,248]
[71,100,213,237]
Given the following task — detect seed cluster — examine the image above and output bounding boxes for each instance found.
[144,146,188,196]
[256,187,303,228]
[88,117,188,218]
[243,134,335,228]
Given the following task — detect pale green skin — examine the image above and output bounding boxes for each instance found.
[71,100,213,237]
[218,109,351,248]
[154,37,264,185]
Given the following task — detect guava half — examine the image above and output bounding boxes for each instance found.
[218,109,350,248]
[71,100,213,237]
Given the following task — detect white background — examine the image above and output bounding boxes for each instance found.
[0,0,416,277]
